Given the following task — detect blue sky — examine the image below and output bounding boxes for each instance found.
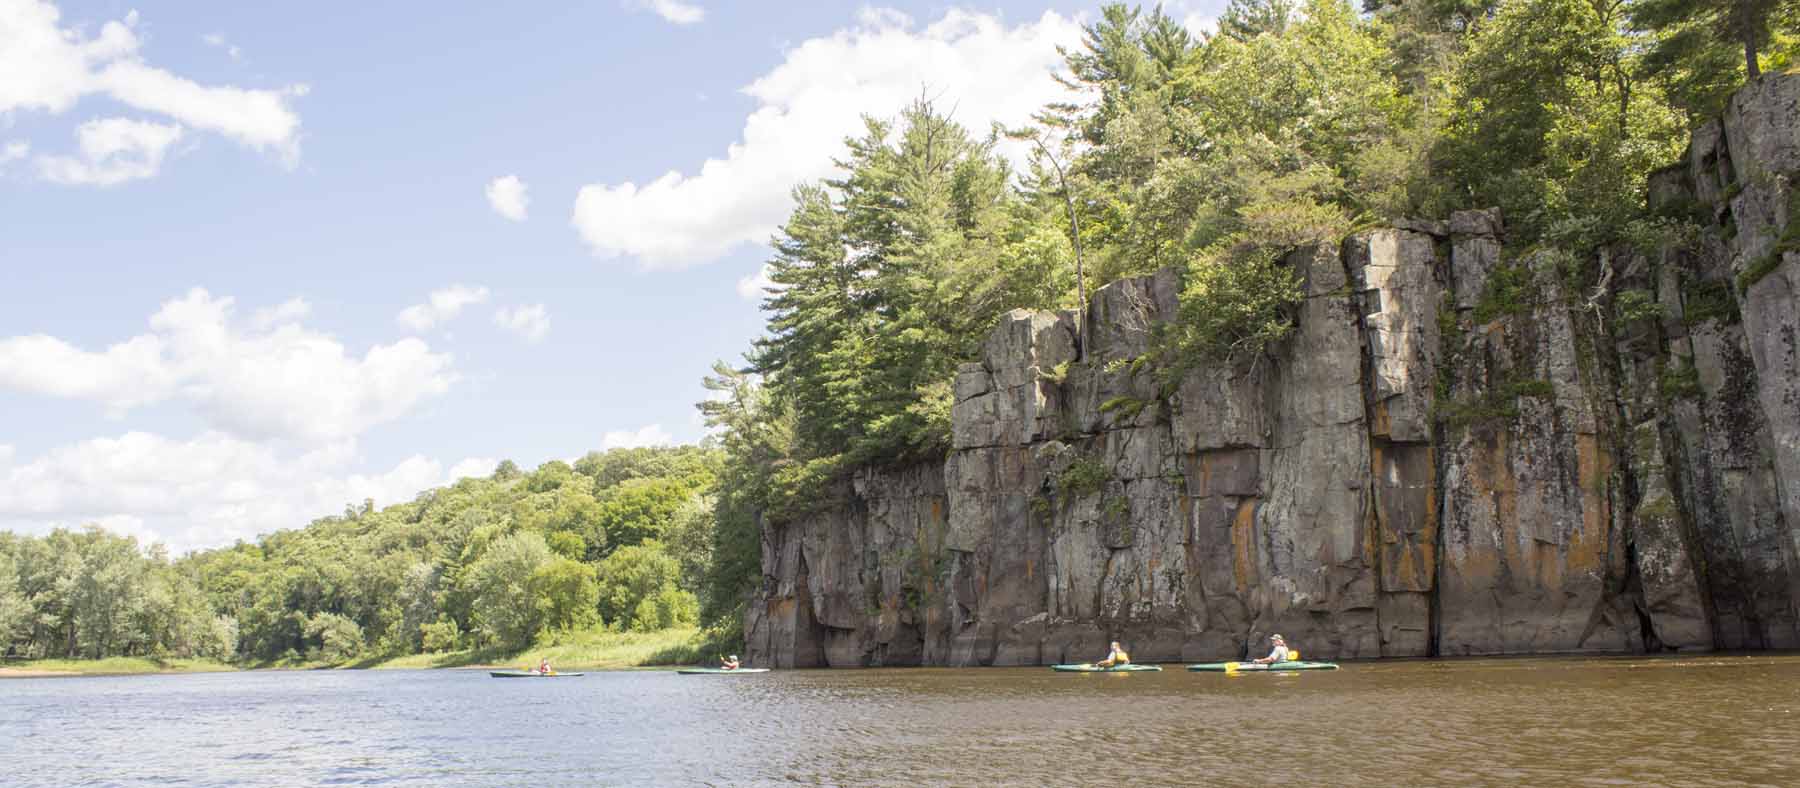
[0,0,1222,550]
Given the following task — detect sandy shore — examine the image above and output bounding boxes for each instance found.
[0,668,80,678]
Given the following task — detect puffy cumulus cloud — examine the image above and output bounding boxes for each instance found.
[629,0,704,25]
[0,288,456,444]
[249,297,310,330]
[600,424,673,450]
[397,284,490,332]
[485,174,529,221]
[0,0,305,171]
[0,333,174,414]
[35,116,184,186]
[0,431,494,552]
[570,8,1081,268]
[493,304,550,343]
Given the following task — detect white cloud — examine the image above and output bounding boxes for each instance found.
[570,8,1081,267]
[601,424,673,450]
[485,174,529,221]
[630,0,704,25]
[249,297,310,330]
[736,263,777,300]
[0,288,456,444]
[447,457,499,482]
[200,31,242,61]
[35,116,183,186]
[493,304,550,343]
[0,430,490,552]
[0,140,27,170]
[0,444,13,464]
[397,284,490,332]
[0,1,304,166]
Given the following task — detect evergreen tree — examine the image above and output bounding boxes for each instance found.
[1630,0,1799,117]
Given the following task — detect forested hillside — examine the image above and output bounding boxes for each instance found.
[701,0,1800,644]
[0,447,719,663]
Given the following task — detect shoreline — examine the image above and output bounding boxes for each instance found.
[9,648,1798,679]
[1,626,705,678]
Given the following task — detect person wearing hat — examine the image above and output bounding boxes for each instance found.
[1251,634,1292,664]
[1096,640,1130,668]
[720,654,741,671]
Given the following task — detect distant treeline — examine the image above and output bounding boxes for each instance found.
[0,447,728,663]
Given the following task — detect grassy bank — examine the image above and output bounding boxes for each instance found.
[359,627,704,671]
[2,627,708,676]
[0,656,236,678]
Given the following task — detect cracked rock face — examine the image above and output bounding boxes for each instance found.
[745,75,1800,666]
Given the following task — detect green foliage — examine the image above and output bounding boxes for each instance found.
[1682,279,1741,325]
[0,528,228,661]
[1660,359,1705,399]
[1472,263,1537,323]
[546,531,586,561]
[466,531,554,649]
[530,557,600,634]
[1102,496,1132,523]
[1628,0,1799,118]
[1056,457,1112,498]
[1615,288,1662,324]
[1165,246,1306,367]
[1440,378,1557,428]
[1741,250,1790,295]
[592,477,693,552]
[419,618,463,652]
[1099,395,1151,421]
[303,612,363,662]
[0,444,728,665]
[597,541,698,632]
[1440,0,1686,244]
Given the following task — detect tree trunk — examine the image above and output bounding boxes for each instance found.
[1746,36,1761,80]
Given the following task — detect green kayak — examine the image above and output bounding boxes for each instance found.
[1187,661,1338,672]
[1050,663,1163,672]
[675,667,770,675]
[488,670,585,678]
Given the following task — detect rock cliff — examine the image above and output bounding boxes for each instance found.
[745,76,1800,666]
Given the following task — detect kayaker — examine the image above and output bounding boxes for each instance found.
[537,658,552,675]
[1096,641,1130,667]
[1251,634,1291,664]
[720,654,740,671]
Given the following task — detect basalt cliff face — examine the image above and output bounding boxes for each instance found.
[745,76,1800,666]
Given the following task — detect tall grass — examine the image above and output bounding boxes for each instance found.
[0,656,235,676]
[362,627,704,671]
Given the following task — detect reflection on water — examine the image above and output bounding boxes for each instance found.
[4,654,1798,786]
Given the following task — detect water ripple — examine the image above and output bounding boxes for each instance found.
[3,655,1799,785]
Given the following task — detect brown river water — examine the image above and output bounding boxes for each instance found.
[4,653,1798,786]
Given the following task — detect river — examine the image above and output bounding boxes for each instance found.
[4,654,1798,786]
